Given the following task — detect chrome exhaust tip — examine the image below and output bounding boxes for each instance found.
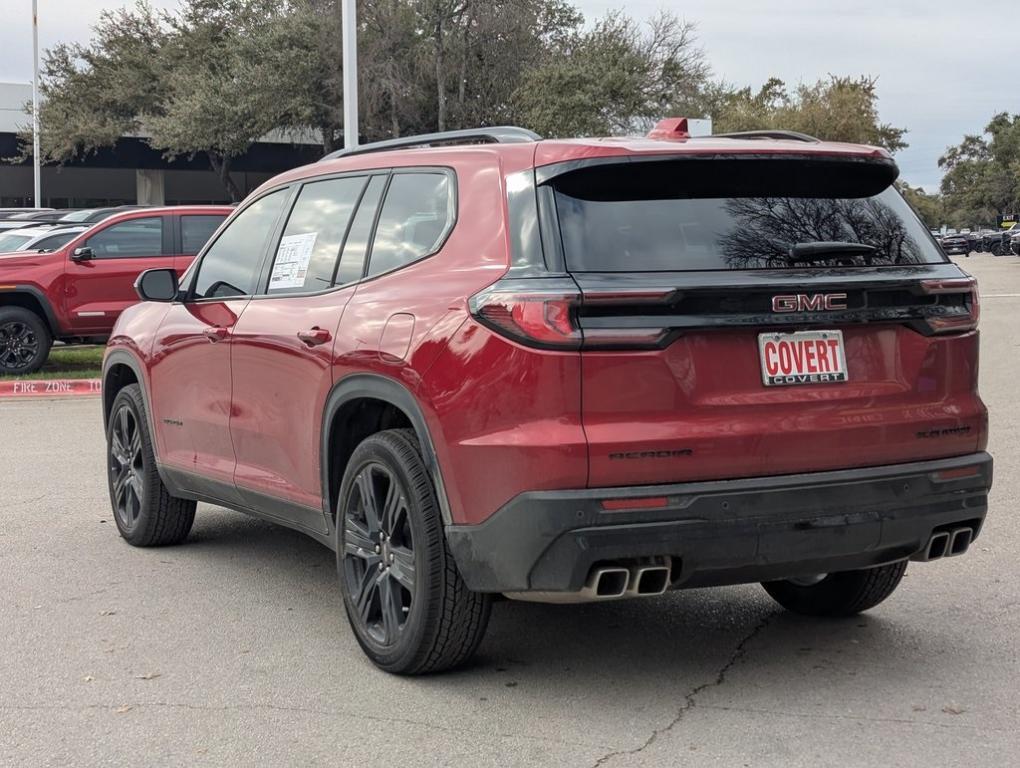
[923,531,951,561]
[947,527,974,557]
[589,567,629,598]
[626,565,670,596]
[502,562,672,603]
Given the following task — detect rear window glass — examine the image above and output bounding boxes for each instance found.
[181,215,227,253]
[367,172,453,277]
[551,159,945,271]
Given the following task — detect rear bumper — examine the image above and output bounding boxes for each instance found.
[446,453,992,593]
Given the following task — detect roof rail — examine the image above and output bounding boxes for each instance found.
[712,130,821,143]
[321,126,542,161]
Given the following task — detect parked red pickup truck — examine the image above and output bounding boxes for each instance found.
[0,206,232,374]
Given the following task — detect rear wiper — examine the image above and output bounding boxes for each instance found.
[787,241,878,263]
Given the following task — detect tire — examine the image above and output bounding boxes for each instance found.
[337,428,491,675]
[106,383,196,546]
[761,560,908,617]
[0,306,52,375]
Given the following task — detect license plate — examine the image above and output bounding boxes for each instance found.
[758,330,848,386]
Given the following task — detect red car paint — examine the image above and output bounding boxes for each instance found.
[103,135,986,533]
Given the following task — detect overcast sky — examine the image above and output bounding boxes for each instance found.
[2,0,1017,190]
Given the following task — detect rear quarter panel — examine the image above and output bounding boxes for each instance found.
[331,149,588,525]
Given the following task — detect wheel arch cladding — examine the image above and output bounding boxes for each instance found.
[101,350,149,433]
[103,362,140,424]
[0,289,58,335]
[321,374,452,527]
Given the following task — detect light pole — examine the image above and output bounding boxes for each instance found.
[341,0,358,150]
[31,0,41,207]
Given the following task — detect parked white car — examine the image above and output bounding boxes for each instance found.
[0,226,89,254]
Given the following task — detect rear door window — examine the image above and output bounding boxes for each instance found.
[335,175,386,285]
[265,176,366,294]
[550,159,945,271]
[366,172,453,277]
[181,214,227,254]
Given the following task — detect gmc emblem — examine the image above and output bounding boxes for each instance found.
[772,293,848,313]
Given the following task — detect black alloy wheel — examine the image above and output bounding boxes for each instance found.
[341,461,417,646]
[105,384,195,546]
[0,304,52,375]
[0,319,39,371]
[109,402,145,532]
[337,429,491,675]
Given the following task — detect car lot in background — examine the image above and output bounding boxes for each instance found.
[0,206,231,375]
[0,218,53,232]
[939,232,971,255]
[56,206,150,224]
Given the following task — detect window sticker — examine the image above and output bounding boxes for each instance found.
[270,232,318,290]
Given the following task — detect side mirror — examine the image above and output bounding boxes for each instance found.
[71,246,95,262]
[135,268,179,303]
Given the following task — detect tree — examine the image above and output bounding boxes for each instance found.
[30,2,167,164]
[897,181,943,229]
[513,11,708,137]
[358,0,427,140]
[709,75,907,152]
[444,0,583,130]
[25,0,303,201]
[939,113,1020,227]
[147,0,300,200]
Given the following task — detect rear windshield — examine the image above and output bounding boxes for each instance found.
[551,158,944,271]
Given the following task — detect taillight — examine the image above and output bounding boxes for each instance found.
[470,279,582,349]
[470,279,672,350]
[920,277,979,333]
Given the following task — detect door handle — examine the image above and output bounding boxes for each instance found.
[203,326,230,342]
[297,327,332,347]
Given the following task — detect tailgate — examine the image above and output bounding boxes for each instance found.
[542,154,986,487]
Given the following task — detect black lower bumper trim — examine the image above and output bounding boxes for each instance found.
[446,453,992,593]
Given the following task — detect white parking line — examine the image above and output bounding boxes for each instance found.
[981,294,1020,298]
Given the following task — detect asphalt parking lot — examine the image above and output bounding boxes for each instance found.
[1,253,1017,767]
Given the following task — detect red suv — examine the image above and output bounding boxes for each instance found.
[101,123,991,674]
[0,206,231,375]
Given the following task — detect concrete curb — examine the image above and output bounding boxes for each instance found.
[0,379,102,398]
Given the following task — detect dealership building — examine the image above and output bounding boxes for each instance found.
[0,82,321,207]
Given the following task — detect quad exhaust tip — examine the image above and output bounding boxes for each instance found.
[503,560,672,604]
[949,527,973,556]
[915,525,975,562]
[927,531,951,560]
[591,567,630,598]
[627,565,670,596]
